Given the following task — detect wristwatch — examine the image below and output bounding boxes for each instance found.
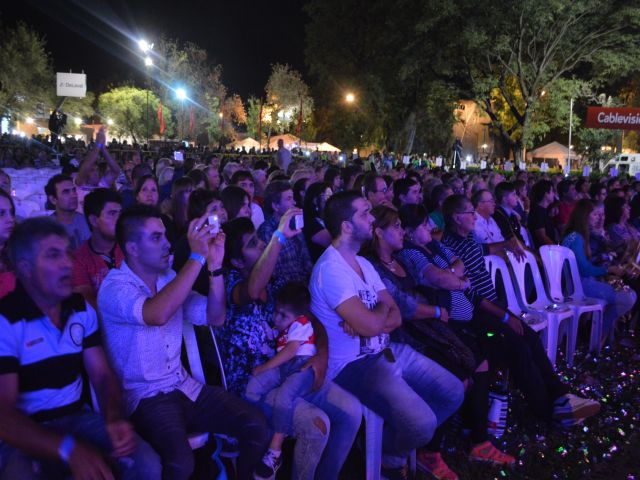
[208,267,226,278]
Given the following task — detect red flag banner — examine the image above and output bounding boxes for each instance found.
[189,107,194,134]
[585,107,640,131]
[157,102,165,135]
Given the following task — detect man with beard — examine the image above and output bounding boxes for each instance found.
[310,191,464,478]
[0,217,160,479]
[98,205,268,480]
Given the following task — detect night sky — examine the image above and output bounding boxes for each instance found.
[1,0,307,99]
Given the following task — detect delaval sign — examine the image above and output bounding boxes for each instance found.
[56,73,87,98]
[585,107,640,131]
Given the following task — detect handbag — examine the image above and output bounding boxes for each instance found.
[404,318,477,378]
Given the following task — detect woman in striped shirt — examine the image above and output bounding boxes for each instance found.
[365,205,515,479]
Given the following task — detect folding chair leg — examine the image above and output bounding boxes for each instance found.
[566,315,580,367]
[588,311,603,355]
[545,318,559,366]
[364,407,383,480]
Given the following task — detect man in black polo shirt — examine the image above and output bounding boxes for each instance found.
[441,194,601,427]
[0,217,160,479]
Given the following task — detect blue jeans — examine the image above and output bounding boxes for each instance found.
[258,381,361,480]
[334,342,464,469]
[582,276,637,334]
[245,356,314,435]
[130,385,268,480]
[0,409,161,480]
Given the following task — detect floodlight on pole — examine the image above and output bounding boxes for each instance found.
[26,117,34,124]
[345,93,355,103]
[138,39,153,53]
[144,56,153,67]
[107,118,114,126]
[176,88,187,101]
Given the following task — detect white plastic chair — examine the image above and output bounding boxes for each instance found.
[362,405,415,480]
[182,321,233,479]
[504,250,575,366]
[539,245,605,357]
[363,406,383,480]
[484,255,547,332]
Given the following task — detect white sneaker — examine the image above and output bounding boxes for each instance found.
[254,449,282,480]
[553,393,600,425]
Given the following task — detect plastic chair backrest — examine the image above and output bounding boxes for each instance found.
[505,250,551,309]
[183,320,206,384]
[484,255,524,314]
[539,245,586,301]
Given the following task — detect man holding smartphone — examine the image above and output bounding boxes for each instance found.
[257,180,313,292]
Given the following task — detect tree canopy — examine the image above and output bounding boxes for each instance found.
[98,86,170,143]
[305,0,640,156]
[0,21,52,131]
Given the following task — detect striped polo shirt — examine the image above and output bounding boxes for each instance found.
[0,283,101,421]
[441,230,498,303]
[397,241,476,322]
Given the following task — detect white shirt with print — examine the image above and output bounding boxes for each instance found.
[310,245,389,380]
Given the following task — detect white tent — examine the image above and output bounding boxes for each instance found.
[268,134,300,150]
[226,137,261,151]
[317,142,341,153]
[526,141,581,168]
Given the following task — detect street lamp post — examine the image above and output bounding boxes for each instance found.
[176,88,187,141]
[568,97,574,174]
[138,39,154,146]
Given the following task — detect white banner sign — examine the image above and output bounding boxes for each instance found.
[402,155,410,165]
[435,157,443,167]
[519,162,526,171]
[56,73,87,98]
[504,161,514,172]
[480,160,487,169]
[541,162,549,172]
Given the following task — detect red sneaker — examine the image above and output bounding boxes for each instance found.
[416,451,459,480]
[469,441,516,466]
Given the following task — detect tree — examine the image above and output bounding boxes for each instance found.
[305,0,459,153]
[264,64,314,137]
[454,0,640,160]
[246,96,262,140]
[61,92,96,126]
[155,38,228,143]
[0,22,53,132]
[98,86,171,143]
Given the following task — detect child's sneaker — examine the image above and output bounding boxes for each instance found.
[254,449,282,480]
[469,441,515,466]
[416,451,458,480]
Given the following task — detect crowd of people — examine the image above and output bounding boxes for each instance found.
[1,127,639,480]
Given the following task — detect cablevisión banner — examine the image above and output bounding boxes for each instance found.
[585,107,640,130]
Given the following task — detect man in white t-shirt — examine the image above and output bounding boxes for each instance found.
[310,191,464,478]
